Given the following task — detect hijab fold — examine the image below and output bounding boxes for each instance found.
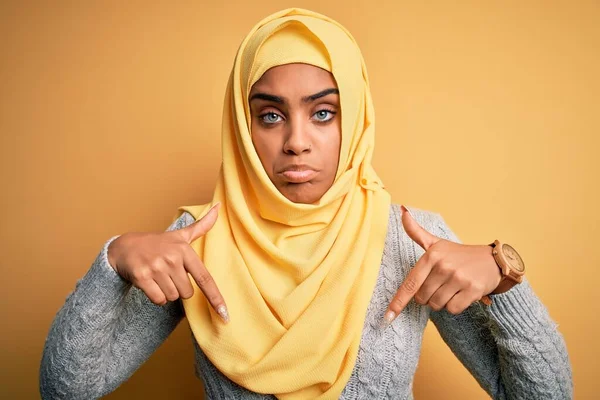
[176,8,391,399]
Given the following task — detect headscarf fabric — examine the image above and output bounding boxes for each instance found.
[176,8,391,399]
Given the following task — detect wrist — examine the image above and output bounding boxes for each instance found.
[492,278,518,295]
[489,240,525,295]
[485,245,503,293]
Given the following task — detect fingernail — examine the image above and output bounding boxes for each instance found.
[216,305,230,323]
[380,310,396,329]
[400,205,411,217]
[196,203,221,223]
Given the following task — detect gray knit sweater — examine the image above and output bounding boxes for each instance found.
[39,205,572,399]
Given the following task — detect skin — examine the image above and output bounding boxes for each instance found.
[107,63,503,326]
[249,63,341,204]
[382,206,502,327]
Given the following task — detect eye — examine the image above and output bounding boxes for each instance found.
[260,112,283,124]
[312,109,336,122]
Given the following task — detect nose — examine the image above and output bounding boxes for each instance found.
[283,117,312,155]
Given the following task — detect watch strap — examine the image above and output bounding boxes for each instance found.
[481,240,525,304]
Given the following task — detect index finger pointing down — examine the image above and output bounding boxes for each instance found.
[381,253,434,328]
[182,244,229,323]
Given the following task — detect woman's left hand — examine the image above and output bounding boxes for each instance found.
[382,206,502,327]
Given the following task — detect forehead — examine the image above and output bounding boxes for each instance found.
[250,63,337,95]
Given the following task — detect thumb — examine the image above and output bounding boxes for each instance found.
[400,205,440,251]
[181,202,221,243]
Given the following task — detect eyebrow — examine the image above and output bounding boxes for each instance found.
[249,88,339,104]
[302,88,339,103]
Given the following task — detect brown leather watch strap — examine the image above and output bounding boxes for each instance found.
[492,278,518,294]
[480,294,492,306]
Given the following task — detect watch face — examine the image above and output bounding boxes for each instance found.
[502,244,525,272]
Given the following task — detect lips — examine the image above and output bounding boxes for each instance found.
[277,165,319,183]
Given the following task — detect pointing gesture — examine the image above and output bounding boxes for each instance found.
[107,203,229,323]
[381,206,502,328]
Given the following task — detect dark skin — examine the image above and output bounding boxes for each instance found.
[249,63,342,204]
[247,64,501,325]
[107,63,502,328]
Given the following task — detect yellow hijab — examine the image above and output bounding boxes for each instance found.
[175,8,391,399]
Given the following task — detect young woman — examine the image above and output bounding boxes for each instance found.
[40,8,572,400]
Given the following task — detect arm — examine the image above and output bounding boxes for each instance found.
[429,215,573,399]
[39,212,196,400]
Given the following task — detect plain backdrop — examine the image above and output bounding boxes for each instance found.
[1,1,598,398]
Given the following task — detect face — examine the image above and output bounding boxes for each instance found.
[249,63,341,204]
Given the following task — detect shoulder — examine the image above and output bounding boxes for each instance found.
[387,203,460,243]
[389,203,443,226]
[387,203,447,234]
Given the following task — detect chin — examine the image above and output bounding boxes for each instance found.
[280,184,323,204]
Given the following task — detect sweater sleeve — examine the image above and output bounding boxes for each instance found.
[428,215,573,400]
[39,212,197,400]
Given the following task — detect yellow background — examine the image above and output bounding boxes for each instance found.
[1,1,598,398]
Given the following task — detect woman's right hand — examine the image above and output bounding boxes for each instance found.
[106,203,229,322]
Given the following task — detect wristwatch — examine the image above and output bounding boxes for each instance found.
[480,240,526,305]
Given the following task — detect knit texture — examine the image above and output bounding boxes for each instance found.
[39,205,572,399]
[177,9,392,398]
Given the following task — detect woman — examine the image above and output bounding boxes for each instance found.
[40,8,572,400]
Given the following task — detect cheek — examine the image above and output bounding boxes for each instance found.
[251,127,279,176]
[321,123,342,174]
